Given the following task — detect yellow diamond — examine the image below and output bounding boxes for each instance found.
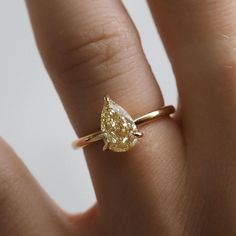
[101,96,138,152]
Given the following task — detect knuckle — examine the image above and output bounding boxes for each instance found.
[52,18,142,86]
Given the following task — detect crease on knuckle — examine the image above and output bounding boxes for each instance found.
[52,18,141,86]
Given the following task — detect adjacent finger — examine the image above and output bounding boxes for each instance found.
[26,0,184,231]
[148,1,236,124]
[148,0,236,162]
[0,138,76,236]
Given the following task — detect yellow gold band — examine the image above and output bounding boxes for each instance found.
[72,105,175,149]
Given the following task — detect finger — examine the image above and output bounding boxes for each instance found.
[0,138,76,236]
[148,1,236,137]
[26,0,184,231]
[147,2,236,232]
[26,0,163,135]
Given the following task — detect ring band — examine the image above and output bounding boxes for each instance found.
[72,95,175,152]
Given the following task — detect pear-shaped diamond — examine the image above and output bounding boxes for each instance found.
[101,96,138,152]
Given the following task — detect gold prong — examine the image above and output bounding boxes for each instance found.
[133,131,143,138]
[104,95,110,103]
[103,143,109,151]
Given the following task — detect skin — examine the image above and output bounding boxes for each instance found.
[1,0,236,235]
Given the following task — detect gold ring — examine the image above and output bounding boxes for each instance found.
[72,95,175,152]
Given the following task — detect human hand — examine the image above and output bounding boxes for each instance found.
[1,1,236,235]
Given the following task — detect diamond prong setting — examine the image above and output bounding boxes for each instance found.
[100,96,142,152]
[132,131,143,138]
[102,142,109,151]
[104,95,110,103]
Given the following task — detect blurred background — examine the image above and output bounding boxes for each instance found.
[0,0,176,213]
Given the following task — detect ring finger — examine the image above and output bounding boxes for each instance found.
[26,0,184,233]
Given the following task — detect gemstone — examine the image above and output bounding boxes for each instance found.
[101,96,138,152]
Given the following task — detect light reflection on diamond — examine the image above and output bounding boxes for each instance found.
[101,97,138,152]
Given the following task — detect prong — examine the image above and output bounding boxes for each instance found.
[133,131,143,138]
[104,95,110,103]
[103,143,109,151]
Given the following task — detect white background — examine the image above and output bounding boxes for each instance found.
[0,0,176,213]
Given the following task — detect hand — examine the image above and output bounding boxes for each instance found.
[1,1,236,235]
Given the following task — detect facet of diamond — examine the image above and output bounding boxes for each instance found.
[101,96,138,152]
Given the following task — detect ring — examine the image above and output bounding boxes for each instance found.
[72,95,175,152]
